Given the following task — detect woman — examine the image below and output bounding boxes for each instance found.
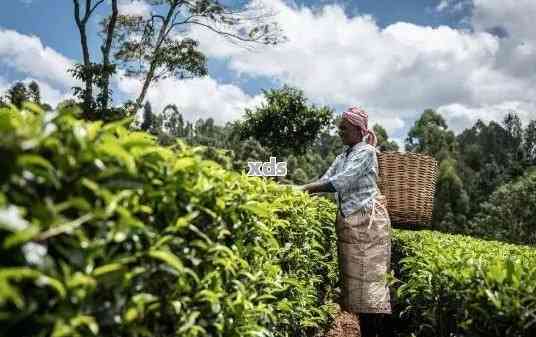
[300,107,393,337]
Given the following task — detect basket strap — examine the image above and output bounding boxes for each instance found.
[367,199,377,230]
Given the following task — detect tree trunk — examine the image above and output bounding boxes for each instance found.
[99,0,118,118]
[135,66,155,109]
[74,0,95,119]
[134,2,178,111]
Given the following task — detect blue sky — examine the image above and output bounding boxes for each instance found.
[1,0,535,144]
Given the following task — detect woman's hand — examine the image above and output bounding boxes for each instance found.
[288,185,305,192]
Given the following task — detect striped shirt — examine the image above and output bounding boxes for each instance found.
[321,141,379,217]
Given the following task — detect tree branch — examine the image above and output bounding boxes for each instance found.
[167,14,199,36]
[88,0,105,18]
[84,0,91,21]
[73,0,82,27]
[188,20,264,43]
[151,14,165,22]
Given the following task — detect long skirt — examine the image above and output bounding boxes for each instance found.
[335,195,392,314]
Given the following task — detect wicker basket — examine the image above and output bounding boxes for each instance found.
[377,151,438,226]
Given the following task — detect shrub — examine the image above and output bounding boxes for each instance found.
[0,103,339,337]
[392,229,536,337]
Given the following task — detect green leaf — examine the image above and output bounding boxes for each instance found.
[242,201,272,218]
[93,263,125,277]
[3,225,40,248]
[148,250,185,272]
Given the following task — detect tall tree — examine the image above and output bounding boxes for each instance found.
[28,81,41,104]
[113,0,285,110]
[405,109,456,161]
[141,101,154,132]
[237,85,333,157]
[470,170,536,245]
[433,157,470,232]
[162,104,188,138]
[373,124,399,152]
[6,82,29,109]
[524,120,536,166]
[503,112,525,177]
[457,113,528,215]
[406,109,469,231]
[71,0,118,119]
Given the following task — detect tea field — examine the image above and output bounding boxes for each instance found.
[1,105,535,337]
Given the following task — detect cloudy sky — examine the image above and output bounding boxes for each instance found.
[1,0,535,144]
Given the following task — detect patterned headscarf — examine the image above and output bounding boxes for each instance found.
[342,106,377,146]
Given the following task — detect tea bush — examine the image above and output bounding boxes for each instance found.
[392,229,536,337]
[0,104,339,337]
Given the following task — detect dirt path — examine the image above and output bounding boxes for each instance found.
[324,310,360,337]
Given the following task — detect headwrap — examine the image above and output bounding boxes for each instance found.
[342,106,377,146]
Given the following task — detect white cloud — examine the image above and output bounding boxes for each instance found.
[471,0,536,77]
[118,0,151,18]
[116,75,264,125]
[183,0,535,137]
[22,78,73,107]
[435,0,471,13]
[0,29,76,89]
[438,101,536,133]
[436,0,450,12]
[3,0,536,140]
[0,29,76,108]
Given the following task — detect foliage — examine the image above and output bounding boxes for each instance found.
[28,81,41,105]
[0,104,339,337]
[433,157,470,232]
[5,82,29,109]
[457,115,529,215]
[392,229,536,337]
[405,109,469,231]
[111,0,285,108]
[237,86,333,157]
[140,101,154,132]
[373,124,399,152]
[405,109,456,161]
[524,120,536,166]
[71,0,119,119]
[1,81,51,111]
[469,170,536,245]
[69,62,118,120]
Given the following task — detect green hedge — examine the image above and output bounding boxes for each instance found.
[392,229,536,337]
[0,104,339,337]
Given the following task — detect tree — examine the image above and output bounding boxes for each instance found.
[502,112,525,177]
[237,85,333,157]
[112,0,285,110]
[524,120,536,166]
[6,82,29,109]
[141,101,154,132]
[71,0,118,119]
[161,104,187,138]
[433,157,470,233]
[406,109,468,231]
[373,124,399,152]
[470,170,536,245]
[456,113,528,216]
[405,109,456,161]
[28,81,41,104]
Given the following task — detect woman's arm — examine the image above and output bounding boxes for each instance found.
[301,180,336,194]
